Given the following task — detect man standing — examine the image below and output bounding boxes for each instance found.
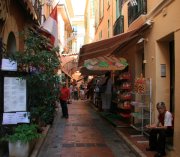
[59,82,70,118]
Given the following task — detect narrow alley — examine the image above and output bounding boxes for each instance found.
[37,100,137,157]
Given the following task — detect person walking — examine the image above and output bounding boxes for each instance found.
[59,82,70,119]
[99,71,113,112]
[69,83,74,102]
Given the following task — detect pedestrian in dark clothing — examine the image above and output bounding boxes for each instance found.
[59,83,70,119]
[145,102,174,157]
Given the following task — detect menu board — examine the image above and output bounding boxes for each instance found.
[2,112,30,125]
[4,77,26,112]
[1,58,17,71]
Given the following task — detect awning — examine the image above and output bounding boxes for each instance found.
[61,68,73,79]
[78,21,152,66]
[80,67,107,76]
[61,55,77,67]
[84,57,128,71]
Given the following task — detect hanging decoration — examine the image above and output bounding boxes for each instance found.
[134,74,146,94]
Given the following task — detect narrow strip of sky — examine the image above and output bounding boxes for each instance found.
[71,0,86,16]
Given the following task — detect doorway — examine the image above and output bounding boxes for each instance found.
[158,34,174,114]
[169,40,174,113]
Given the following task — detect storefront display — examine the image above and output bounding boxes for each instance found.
[131,76,152,135]
[117,72,132,119]
[111,71,132,126]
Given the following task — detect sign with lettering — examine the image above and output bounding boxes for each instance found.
[4,77,26,112]
[1,58,17,71]
[2,112,30,125]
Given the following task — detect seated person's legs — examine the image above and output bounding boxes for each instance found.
[157,129,166,155]
[147,129,158,150]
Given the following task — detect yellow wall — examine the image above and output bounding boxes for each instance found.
[94,0,116,41]
[144,0,180,155]
[173,27,180,157]
[93,1,180,154]
[2,1,31,52]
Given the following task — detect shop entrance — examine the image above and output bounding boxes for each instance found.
[169,40,174,113]
[158,34,174,114]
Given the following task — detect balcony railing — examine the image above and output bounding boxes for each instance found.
[113,15,124,36]
[128,0,147,25]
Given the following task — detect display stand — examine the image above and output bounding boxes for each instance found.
[130,78,152,142]
[114,72,132,127]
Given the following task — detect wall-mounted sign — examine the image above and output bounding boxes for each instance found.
[2,113,17,124]
[4,77,26,112]
[2,112,30,125]
[161,64,166,77]
[1,58,17,71]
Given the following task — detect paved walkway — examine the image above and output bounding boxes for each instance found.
[37,100,137,157]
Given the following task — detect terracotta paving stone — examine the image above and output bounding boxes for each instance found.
[60,147,115,157]
[37,100,137,157]
[61,101,115,156]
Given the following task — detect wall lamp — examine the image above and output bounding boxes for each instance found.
[137,38,148,44]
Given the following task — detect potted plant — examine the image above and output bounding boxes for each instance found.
[2,124,42,157]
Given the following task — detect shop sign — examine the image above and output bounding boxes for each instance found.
[1,58,17,71]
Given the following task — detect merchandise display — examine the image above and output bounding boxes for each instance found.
[131,77,152,135]
[115,71,132,123]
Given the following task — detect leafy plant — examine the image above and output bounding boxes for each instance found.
[1,124,42,143]
[8,28,61,125]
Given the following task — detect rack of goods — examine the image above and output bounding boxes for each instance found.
[115,72,132,124]
[131,75,152,135]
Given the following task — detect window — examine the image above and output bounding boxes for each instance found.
[116,0,122,19]
[99,0,104,19]
[108,19,110,38]
[7,32,16,55]
[99,30,102,40]
[107,0,110,8]
[128,0,147,25]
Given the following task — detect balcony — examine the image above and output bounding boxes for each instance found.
[128,0,147,25]
[113,15,124,36]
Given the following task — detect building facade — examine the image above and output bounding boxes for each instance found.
[84,0,95,44]
[116,0,180,156]
[84,0,180,155]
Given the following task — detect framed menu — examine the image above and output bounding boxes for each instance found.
[4,77,27,112]
[2,112,30,125]
[1,58,17,71]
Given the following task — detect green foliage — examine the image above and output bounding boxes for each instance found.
[9,28,61,125]
[1,124,42,143]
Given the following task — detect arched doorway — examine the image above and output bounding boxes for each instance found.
[7,32,16,54]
